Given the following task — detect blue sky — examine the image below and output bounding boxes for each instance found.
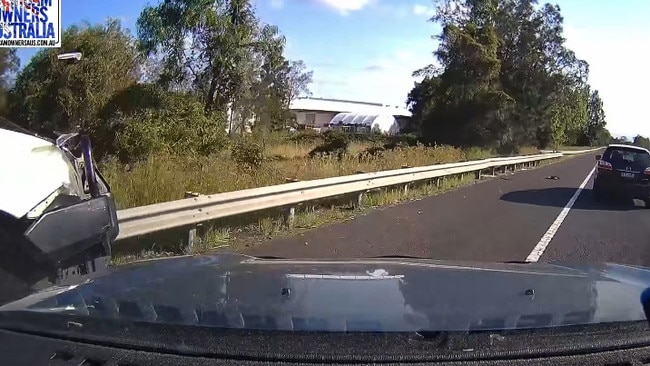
[15,0,650,138]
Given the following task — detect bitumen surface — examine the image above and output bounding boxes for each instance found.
[245,152,650,265]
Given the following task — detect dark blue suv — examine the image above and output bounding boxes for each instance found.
[594,144,650,206]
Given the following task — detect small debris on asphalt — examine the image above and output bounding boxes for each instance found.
[545,176,560,180]
[417,210,423,215]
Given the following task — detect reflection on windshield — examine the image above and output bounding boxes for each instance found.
[0,257,647,332]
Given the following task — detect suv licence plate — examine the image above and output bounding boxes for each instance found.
[621,172,635,179]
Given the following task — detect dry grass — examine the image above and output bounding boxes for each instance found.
[111,158,564,265]
[104,139,548,264]
[101,142,510,210]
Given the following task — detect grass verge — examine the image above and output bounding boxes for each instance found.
[101,143,503,209]
[111,153,568,265]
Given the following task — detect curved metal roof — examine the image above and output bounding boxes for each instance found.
[328,112,400,135]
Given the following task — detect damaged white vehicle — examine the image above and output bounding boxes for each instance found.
[0,118,118,294]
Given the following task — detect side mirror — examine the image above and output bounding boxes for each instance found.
[595,154,602,160]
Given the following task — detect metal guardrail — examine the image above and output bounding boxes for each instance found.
[115,148,601,241]
[539,149,603,155]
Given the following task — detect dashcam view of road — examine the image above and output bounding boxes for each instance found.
[1,0,648,276]
[4,1,650,364]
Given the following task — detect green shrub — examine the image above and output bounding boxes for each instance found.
[231,139,265,169]
[308,129,350,158]
[289,129,322,144]
[113,93,228,162]
[322,129,348,147]
[386,133,421,147]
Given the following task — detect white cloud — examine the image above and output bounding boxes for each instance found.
[412,4,436,17]
[564,24,650,137]
[270,0,284,9]
[315,0,373,15]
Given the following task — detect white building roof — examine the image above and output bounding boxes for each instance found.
[290,98,412,117]
[328,112,400,135]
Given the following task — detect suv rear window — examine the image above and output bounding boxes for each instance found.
[603,146,650,168]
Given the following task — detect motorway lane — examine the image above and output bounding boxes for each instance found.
[542,166,650,266]
[245,153,600,261]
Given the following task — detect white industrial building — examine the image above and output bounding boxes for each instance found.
[289,97,412,134]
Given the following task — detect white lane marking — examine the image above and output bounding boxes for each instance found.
[525,167,596,262]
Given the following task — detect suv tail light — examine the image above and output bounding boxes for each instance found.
[644,167,650,176]
[597,160,612,171]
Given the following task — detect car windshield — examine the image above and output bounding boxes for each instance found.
[1,0,649,361]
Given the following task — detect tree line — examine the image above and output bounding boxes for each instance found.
[0,0,314,162]
[0,0,640,163]
[406,0,615,152]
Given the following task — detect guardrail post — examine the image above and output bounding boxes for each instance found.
[283,178,300,229]
[401,164,411,193]
[475,170,482,180]
[285,206,296,228]
[355,191,364,209]
[184,191,201,253]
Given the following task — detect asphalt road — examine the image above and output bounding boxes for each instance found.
[245,152,650,265]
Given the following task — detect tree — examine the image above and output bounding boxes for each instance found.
[412,0,514,150]
[251,24,290,133]
[406,76,440,135]
[582,89,607,146]
[136,0,309,134]
[286,60,313,104]
[11,18,139,154]
[633,135,650,150]
[408,0,599,151]
[138,0,260,112]
[0,48,19,116]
